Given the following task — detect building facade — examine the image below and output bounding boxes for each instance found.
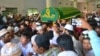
[0,0,100,15]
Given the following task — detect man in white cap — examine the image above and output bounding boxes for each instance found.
[0,28,12,49]
[64,24,83,56]
[81,30,95,56]
[1,42,22,56]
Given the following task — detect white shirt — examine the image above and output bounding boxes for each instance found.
[0,40,5,49]
[18,42,34,56]
[85,50,95,56]
[50,31,59,45]
[58,51,78,56]
[71,36,83,52]
[11,35,20,44]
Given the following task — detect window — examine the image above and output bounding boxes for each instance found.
[2,8,17,16]
[28,8,38,16]
[97,4,100,8]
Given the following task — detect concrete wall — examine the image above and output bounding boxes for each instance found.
[55,0,100,12]
[96,1,100,11]
[56,0,74,7]
[51,0,57,7]
[0,0,47,15]
[24,0,46,14]
[0,0,24,14]
[0,0,100,15]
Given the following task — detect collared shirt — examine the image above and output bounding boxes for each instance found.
[18,42,34,56]
[38,47,60,56]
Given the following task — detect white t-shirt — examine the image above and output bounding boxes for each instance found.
[71,36,83,56]
[50,31,59,45]
[11,35,20,44]
[58,51,78,56]
[0,40,5,49]
[85,50,95,56]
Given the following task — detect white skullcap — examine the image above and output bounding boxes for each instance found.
[36,26,42,31]
[64,24,73,31]
[36,22,41,26]
[82,30,89,35]
[1,42,22,56]
[0,28,8,37]
[82,30,89,38]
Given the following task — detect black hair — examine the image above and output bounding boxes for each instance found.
[21,32,32,40]
[43,31,54,40]
[46,20,53,28]
[95,26,100,37]
[0,25,7,30]
[83,38,90,40]
[24,27,32,34]
[35,35,50,50]
[57,34,74,51]
[67,30,74,35]
[82,38,90,44]
[19,23,27,28]
[87,18,97,29]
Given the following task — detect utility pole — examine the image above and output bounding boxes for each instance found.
[46,0,51,8]
[73,0,77,8]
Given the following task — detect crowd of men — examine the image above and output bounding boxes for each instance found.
[0,11,100,56]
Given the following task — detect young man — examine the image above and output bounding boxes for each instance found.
[18,32,34,56]
[82,38,95,56]
[57,34,78,56]
[31,34,60,56]
[77,18,100,56]
[64,24,83,56]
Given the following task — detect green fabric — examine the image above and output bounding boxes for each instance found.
[41,7,59,22]
[55,7,81,19]
[41,7,81,22]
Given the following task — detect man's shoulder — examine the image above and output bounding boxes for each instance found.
[58,51,78,56]
[45,47,60,56]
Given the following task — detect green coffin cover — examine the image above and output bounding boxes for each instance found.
[55,7,81,19]
[41,7,81,22]
[41,7,59,22]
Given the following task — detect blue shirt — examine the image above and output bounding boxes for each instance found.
[88,30,100,56]
[18,42,34,56]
